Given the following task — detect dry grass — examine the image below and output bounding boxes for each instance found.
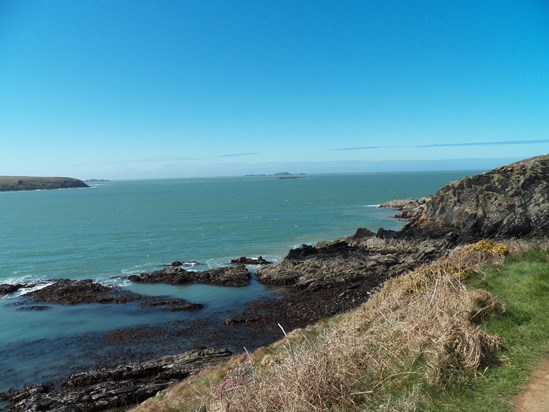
[133,240,519,412]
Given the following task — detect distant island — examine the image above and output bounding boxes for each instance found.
[84,179,110,183]
[0,176,89,192]
[245,172,307,180]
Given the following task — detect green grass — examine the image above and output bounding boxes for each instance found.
[420,247,549,411]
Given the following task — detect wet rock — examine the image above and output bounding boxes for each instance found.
[1,348,231,411]
[17,305,50,311]
[129,265,250,287]
[0,284,24,296]
[223,317,260,326]
[143,297,203,312]
[169,260,201,268]
[230,256,272,265]
[19,279,202,311]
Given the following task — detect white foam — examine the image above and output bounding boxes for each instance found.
[365,204,381,208]
[120,262,163,275]
[16,281,55,297]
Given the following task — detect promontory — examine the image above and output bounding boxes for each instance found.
[0,176,89,192]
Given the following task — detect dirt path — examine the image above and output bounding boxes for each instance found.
[510,358,549,412]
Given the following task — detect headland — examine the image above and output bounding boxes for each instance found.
[0,176,89,192]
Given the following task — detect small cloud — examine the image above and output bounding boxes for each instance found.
[215,152,258,158]
[416,139,549,148]
[332,146,381,151]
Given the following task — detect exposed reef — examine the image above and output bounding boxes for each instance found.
[230,256,272,265]
[0,176,89,192]
[128,264,250,287]
[0,284,25,296]
[16,279,203,312]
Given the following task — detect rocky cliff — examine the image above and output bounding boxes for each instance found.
[402,154,549,240]
[0,176,89,192]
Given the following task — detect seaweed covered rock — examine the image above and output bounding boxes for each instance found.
[128,265,250,287]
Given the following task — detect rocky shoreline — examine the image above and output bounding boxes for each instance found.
[2,154,548,411]
[0,235,452,411]
[0,349,231,411]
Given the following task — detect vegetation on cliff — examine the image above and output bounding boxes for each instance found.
[0,176,89,192]
[133,240,549,411]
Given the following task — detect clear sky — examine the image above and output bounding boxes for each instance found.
[1,0,548,179]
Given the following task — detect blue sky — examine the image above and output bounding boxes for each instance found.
[1,0,548,179]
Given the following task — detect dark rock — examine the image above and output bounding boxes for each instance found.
[230,256,272,265]
[18,279,202,311]
[257,235,449,290]
[223,317,260,326]
[1,349,231,411]
[352,227,375,239]
[17,305,50,311]
[286,244,318,260]
[129,265,250,287]
[0,284,24,296]
[169,260,201,268]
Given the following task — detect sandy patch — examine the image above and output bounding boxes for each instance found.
[511,358,549,412]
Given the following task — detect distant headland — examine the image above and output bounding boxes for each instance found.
[0,176,89,192]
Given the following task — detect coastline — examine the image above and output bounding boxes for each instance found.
[2,154,548,410]
[0,207,445,410]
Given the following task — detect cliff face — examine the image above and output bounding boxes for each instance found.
[404,155,549,240]
[0,176,89,192]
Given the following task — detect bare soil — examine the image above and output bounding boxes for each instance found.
[510,358,549,412]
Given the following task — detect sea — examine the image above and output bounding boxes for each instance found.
[0,171,477,393]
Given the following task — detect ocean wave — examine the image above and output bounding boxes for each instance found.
[120,262,164,276]
[1,273,49,286]
[97,276,131,288]
[16,281,55,297]
[365,204,381,208]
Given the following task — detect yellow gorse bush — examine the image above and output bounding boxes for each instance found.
[462,240,509,256]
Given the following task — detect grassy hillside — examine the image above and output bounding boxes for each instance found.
[132,240,549,412]
[0,176,88,191]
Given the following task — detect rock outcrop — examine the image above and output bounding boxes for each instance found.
[257,236,448,291]
[402,155,549,240]
[230,256,272,265]
[19,279,203,311]
[128,265,250,287]
[0,348,231,411]
[379,197,430,220]
[0,176,89,192]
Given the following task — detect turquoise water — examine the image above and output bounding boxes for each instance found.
[0,172,476,390]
